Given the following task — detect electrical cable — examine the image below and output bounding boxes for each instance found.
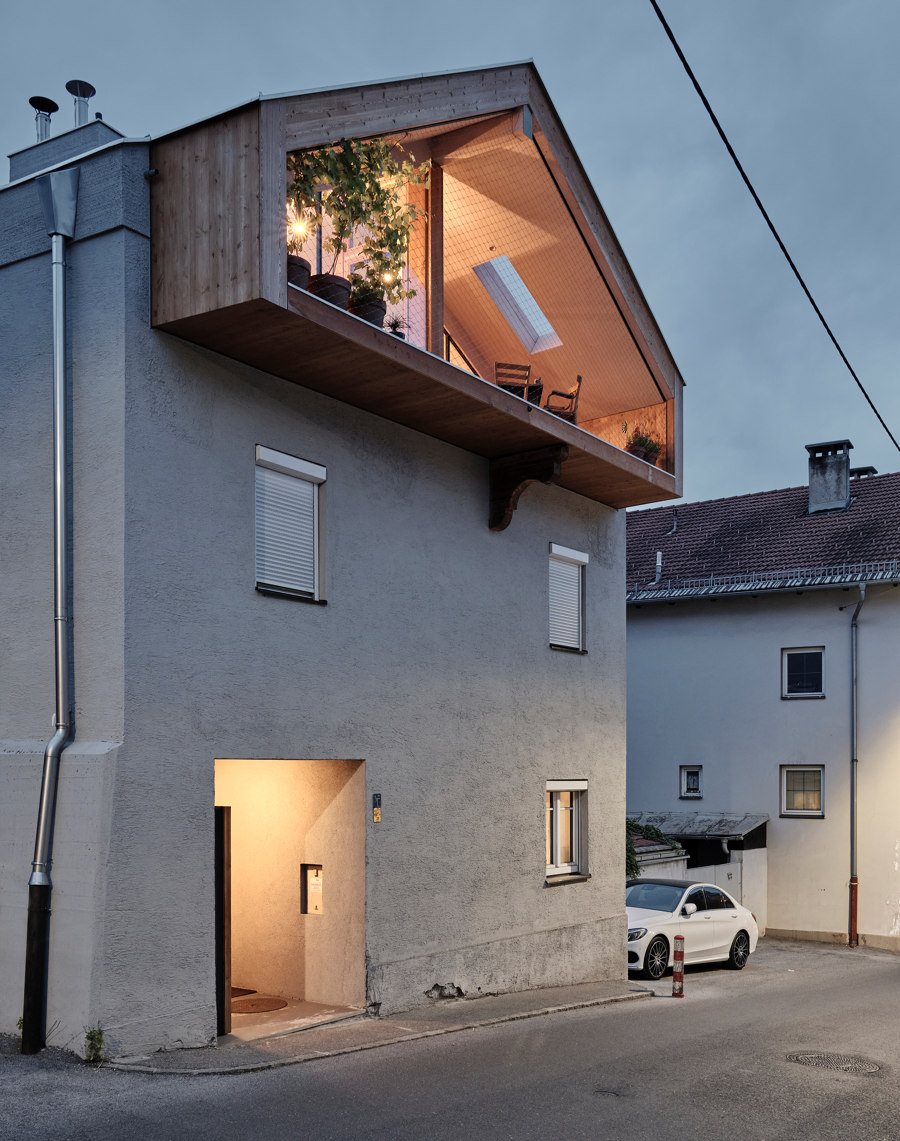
[649,0,900,453]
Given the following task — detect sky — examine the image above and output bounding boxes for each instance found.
[3,0,899,506]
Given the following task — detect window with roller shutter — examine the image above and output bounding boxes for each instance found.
[254,445,326,600]
[549,543,588,651]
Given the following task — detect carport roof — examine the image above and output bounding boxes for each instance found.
[627,811,769,839]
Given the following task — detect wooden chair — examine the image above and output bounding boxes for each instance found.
[544,375,582,424]
[495,362,543,405]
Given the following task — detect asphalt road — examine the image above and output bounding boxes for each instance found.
[3,938,900,1140]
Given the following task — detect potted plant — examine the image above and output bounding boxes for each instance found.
[384,313,407,339]
[287,137,429,317]
[626,429,662,465]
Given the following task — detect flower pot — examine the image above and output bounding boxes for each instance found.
[626,445,647,461]
[306,273,351,308]
[287,255,311,289]
[348,295,387,328]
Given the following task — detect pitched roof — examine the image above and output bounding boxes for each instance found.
[626,471,900,601]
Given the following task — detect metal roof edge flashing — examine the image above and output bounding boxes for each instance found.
[2,136,150,193]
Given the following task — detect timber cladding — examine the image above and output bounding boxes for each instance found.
[150,106,262,327]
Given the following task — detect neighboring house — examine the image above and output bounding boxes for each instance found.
[0,65,683,1056]
[626,441,900,949]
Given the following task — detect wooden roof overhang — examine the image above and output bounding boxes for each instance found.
[156,287,677,511]
[150,63,683,516]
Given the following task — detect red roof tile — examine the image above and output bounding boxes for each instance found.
[626,472,900,598]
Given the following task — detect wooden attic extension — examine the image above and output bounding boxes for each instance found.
[150,64,683,521]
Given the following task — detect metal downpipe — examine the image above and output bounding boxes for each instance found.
[22,169,79,1055]
[849,583,866,948]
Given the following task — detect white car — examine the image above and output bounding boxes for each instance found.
[627,878,758,980]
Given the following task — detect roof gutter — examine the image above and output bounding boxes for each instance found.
[21,167,79,1055]
[628,574,899,605]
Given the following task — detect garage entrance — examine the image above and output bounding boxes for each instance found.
[214,758,366,1035]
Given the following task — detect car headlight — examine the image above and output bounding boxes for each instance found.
[627,928,647,942]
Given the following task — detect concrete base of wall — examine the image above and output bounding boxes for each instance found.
[368,915,625,1016]
[858,932,900,954]
[766,928,848,945]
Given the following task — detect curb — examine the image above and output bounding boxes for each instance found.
[105,989,652,1077]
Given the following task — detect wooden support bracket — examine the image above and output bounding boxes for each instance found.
[489,445,569,531]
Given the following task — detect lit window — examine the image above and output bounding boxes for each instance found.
[781,766,824,817]
[546,780,587,876]
[549,543,588,652]
[782,648,824,697]
[254,445,326,600]
[680,766,702,799]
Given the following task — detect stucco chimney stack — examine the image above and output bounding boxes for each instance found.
[806,439,853,513]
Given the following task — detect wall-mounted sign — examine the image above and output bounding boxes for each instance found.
[301,863,323,914]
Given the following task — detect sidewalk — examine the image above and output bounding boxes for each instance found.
[107,979,653,1076]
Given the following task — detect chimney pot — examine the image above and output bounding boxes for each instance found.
[806,439,853,513]
[28,96,59,142]
[65,79,96,127]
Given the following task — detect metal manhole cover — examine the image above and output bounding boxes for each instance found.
[788,1052,880,1074]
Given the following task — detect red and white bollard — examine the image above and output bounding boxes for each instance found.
[672,934,685,998]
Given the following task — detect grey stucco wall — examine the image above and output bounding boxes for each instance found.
[627,587,900,947]
[1,142,629,1056]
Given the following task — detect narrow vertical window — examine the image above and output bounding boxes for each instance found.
[549,543,588,651]
[255,445,326,600]
[545,780,587,877]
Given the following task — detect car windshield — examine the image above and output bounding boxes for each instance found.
[625,882,685,913]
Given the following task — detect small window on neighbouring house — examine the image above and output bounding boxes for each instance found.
[680,766,702,799]
[545,780,587,877]
[782,648,824,697]
[254,445,326,600]
[549,543,588,652]
[781,765,824,817]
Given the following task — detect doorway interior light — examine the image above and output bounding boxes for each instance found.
[472,255,562,354]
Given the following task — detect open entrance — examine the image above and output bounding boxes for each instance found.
[215,758,366,1039]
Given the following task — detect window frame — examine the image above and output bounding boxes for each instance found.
[254,445,326,602]
[780,764,825,818]
[679,765,702,800]
[545,779,587,879]
[781,647,825,699]
[548,543,589,653]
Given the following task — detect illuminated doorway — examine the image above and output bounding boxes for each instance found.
[214,758,365,1033]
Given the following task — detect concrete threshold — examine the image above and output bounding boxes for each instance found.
[107,980,652,1076]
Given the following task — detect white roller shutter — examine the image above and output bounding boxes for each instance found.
[549,543,588,650]
[255,454,323,598]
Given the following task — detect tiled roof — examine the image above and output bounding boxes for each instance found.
[626,472,900,601]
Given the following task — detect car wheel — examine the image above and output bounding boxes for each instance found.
[642,936,669,981]
[728,931,750,970]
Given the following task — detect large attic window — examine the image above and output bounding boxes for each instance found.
[472,255,561,354]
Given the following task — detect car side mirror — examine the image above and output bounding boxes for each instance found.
[682,902,697,917]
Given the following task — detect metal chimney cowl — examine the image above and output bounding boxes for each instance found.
[806,440,853,514]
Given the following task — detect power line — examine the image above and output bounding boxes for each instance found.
[649,0,900,454]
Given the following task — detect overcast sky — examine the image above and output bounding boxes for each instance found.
[3,0,899,505]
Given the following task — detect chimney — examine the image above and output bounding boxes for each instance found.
[65,80,96,127]
[806,440,853,513]
[28,96,59,142]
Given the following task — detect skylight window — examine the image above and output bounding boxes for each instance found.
[472,255,562,354]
